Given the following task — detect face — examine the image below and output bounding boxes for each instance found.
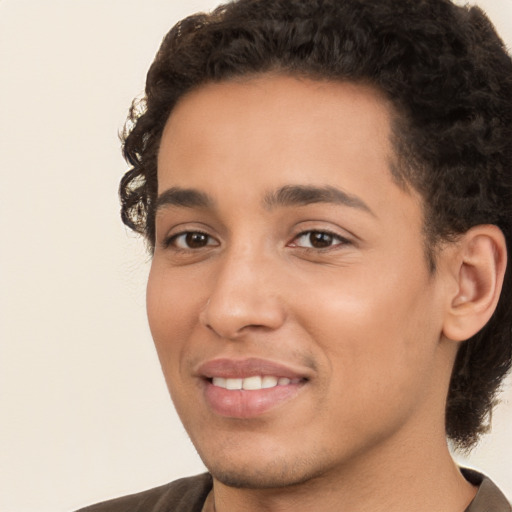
[147,75,455,489]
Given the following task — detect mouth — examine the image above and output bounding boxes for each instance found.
[210,375,304,390]
[197,358,310,418]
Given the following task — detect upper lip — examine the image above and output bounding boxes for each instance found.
[196,357,311,380]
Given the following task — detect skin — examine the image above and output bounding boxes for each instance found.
[147,75,477,511]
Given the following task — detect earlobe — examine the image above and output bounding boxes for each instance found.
[442,225,507,342]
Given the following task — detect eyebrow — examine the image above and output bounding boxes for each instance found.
[155,187,214,211]
[155,184,373,215]
[263,185,374,215]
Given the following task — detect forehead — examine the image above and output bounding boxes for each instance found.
[167,74,393,122]
[158,74,399,193]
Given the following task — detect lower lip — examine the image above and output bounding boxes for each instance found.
[203,380,304,418]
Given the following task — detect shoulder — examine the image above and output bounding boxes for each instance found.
[462,468,511,512]
[75,473,213,512]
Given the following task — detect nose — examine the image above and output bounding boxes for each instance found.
[199,248,286,340]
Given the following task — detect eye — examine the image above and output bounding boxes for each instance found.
[291,230,349,249]
[167,231,218,250]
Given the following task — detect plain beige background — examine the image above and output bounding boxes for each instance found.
[1,1,511,511]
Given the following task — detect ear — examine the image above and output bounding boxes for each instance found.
[442,225,507,342]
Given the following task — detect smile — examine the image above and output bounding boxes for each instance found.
[196,358,311,417]
[211,376,303,390]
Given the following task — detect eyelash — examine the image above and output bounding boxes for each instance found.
[289,230,350,250]
[163,229,350,252]
[163,231,218,250]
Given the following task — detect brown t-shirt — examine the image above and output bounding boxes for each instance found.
[76,469,511,512]
[76,474,212,512]
[462,468,511,512]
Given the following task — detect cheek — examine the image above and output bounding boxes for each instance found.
[292,260,441,385]
[146,265,207,420]
[146,264,200,367]
[299,271,443,439]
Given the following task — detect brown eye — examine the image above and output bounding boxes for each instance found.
[185,232,209,248]
[169,231,218,249]
[292,230,348,249]
[308,232,334,248]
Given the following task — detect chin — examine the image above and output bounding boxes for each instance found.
[202,450,331,490]
[209,465,316,490]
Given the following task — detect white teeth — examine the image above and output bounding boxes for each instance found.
[226,378,243,390]
[212,375,299,390]
[212,377,226,388]
[242,376,262,390]
[262,376,278,388]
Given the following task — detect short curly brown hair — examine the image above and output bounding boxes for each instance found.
[120,0,512,450]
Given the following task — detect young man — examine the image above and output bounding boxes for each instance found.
[80,0,511,510]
